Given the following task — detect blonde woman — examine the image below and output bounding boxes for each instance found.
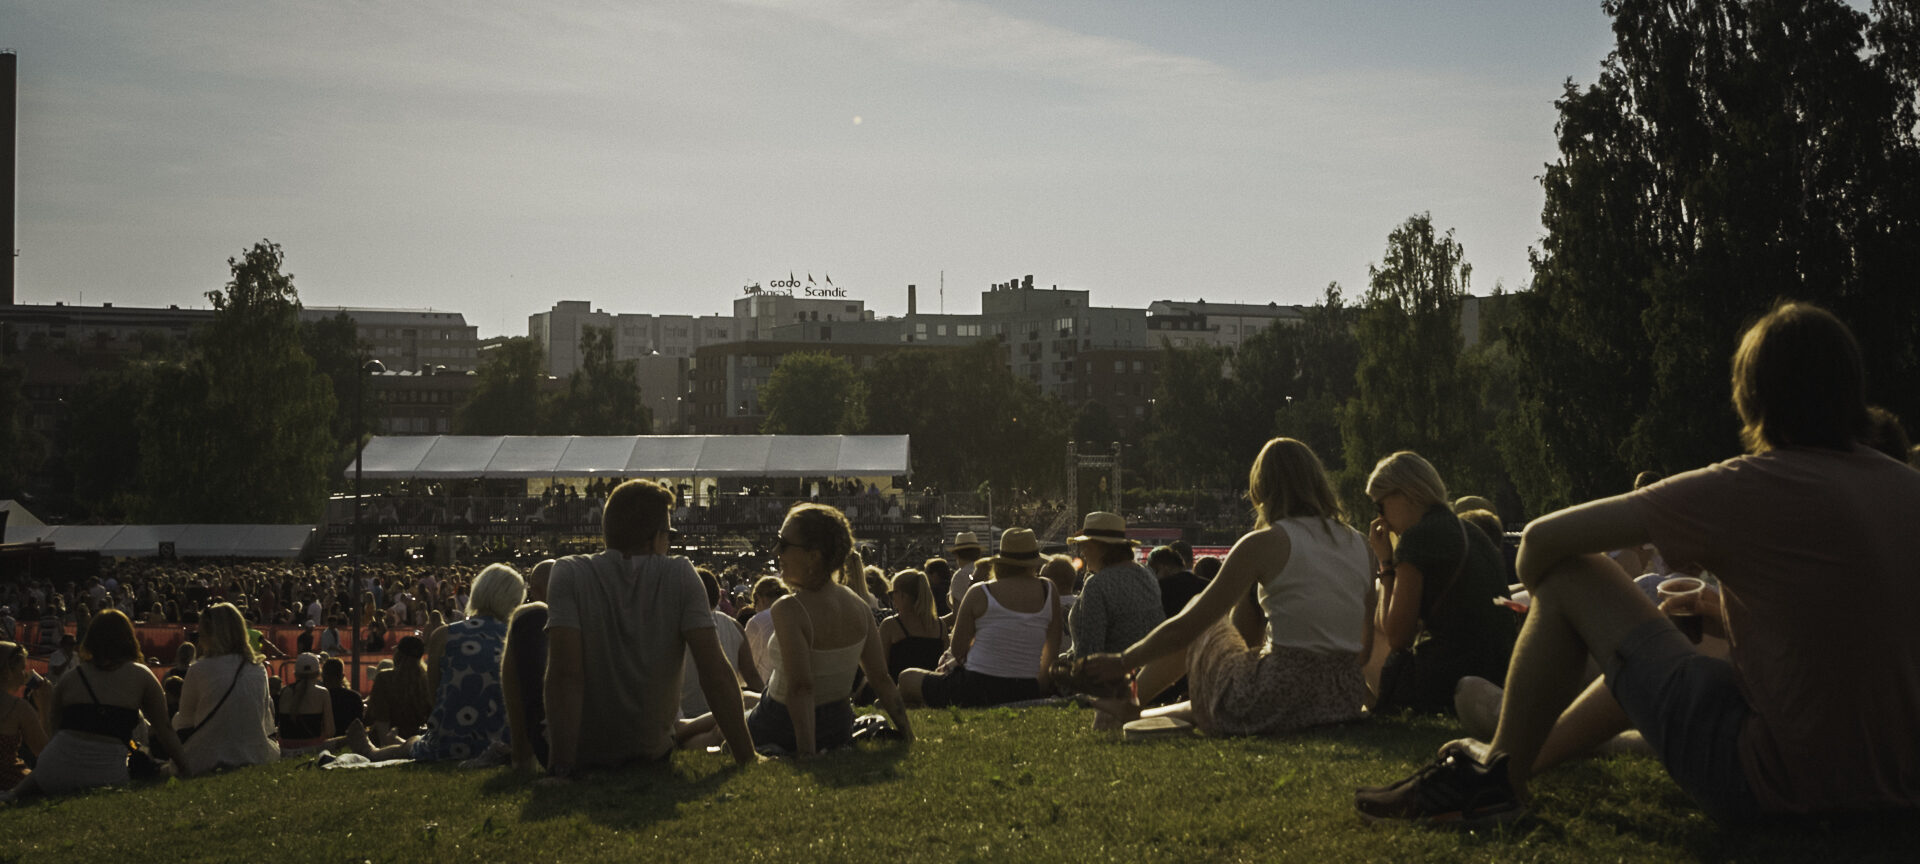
[878,569,946,683]
[1076,438,1374,735]
[175,602,278,775]
[1364,450,1517,713]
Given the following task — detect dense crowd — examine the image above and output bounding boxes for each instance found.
[3,301,1917,828]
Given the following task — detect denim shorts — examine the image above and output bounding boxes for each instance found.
[746,695,854,754]
[1605,618,1762,823]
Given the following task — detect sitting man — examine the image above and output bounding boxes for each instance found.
[545,480,756,777]
[1357,301,1920,826]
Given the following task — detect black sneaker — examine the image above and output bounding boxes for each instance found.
[1354,742,1527,828]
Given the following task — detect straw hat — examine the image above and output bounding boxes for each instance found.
[947,531,984,554]
[1067,511,1139,546]
[979,528,1044,569]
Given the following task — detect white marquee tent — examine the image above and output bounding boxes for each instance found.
[3,524,316,558]
[352,435,911,480]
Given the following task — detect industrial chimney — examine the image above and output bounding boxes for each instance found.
[907,284,917,316]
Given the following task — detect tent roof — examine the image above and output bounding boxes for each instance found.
[1,500,46,529]
[354,435,910,479]
[2,525,315,559]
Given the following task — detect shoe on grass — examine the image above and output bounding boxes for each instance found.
[1354,741,1526,828]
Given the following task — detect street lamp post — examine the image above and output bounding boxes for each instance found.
[349,358,385,691]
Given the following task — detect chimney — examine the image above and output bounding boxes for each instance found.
[907,284,917,316]
[2,52,14,306]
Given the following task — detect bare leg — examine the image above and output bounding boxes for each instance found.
[1458,675,1638,774]
[1486,553,1665,795]
[898,669,928,708]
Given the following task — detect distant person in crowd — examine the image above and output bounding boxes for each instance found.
[1358,301,1920,827]
[692,504,912,755]
[680,568,758,719]
[841,549,881,613]
[901,528,1063,708]
[275,653,334,752]
[47,634,77,680]
[945,532,985,612]
[321,657,363,734]
[344,563,524,763]
[1194,557,1223,582]
[1072,438,1373,736]
[1041,556,1080,656]
[1364,451,1517,713]
[503,560,553,772]
[1148,545,1206,620]
[0,641,49,792]
[544,479,755,778]
[878,569,946,685]
[1065,513,1165,661]
[364,635,432,746]
[174,603,277,776]
[1863,404,1910,461]
[922,559,954,618]
[5,611,187,801]
[744,576,790,687]
[318,621,345,655]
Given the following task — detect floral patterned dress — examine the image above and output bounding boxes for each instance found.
[410,616,508,761]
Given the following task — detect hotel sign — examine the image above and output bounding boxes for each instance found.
[743,273,850,298]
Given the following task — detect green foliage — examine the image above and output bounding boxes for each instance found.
[861,342,1066,495]
[759,351,866,435]
[1144,341,1236,485]
[457,338,547,436]
[1338,214,1498,514]
[0,356,44,497]
[63,362,163,518]
[543,326,652,435]
[300,311,369,474]
[1070,399,1121,448]
[1505,0,1920,512]
[136,241,338,523]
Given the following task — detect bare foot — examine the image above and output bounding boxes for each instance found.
[344,719,374,758]
[1087,695,1141,731]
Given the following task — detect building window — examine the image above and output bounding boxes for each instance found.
[1113,360,1124,373]
[936,324,947,337]
[1133,360,1144,373]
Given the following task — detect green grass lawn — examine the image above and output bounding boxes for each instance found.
[3,706,1913,863]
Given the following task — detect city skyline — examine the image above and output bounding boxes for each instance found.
[6,1,1616,337]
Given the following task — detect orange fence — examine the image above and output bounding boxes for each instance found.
[10,622,401,694]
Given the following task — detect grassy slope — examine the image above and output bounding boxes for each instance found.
[2,708,1913,863]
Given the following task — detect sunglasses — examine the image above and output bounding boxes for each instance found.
[774,537,813,555]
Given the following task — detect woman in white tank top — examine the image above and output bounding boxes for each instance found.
[898,528,1065,708]
[1069,438,1375,735]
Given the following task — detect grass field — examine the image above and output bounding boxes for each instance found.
[2,706,1913,863]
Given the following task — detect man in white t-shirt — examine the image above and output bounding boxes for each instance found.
[546,479,756,776]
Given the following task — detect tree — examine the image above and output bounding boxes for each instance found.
[544,326,651,435]
[1143,341,1237,486]
[139,240,338,523]
[457,338,546,435]
[861,342,1066,496]
[1503,0,1920,512]
[301,311,369,474]
[759,352,866,435]
[1339,214,1488,513]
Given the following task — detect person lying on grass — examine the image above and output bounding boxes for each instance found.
[1356,301,1920,827]
[1071,437,1374,737]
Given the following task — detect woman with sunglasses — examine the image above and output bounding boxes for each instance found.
[1363,450,1516,713]
[749,503,913,756]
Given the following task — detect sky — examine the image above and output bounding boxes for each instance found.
[4,0,1619,337]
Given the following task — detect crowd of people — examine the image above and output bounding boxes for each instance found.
[3,300,1917,830]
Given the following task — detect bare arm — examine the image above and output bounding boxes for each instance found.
[543,626,584,777]
[1038,584,1063,691]
[424,625,448,704]
[857,614,914,742]
[948,586,987,667]
[733,620,764,693]
[139,670,188,777]
[687,626,755,765]
[1380,561,1423,651]
[1119,529,1283,670]
[1516,495,1650,591]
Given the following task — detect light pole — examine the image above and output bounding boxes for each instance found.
[350,358,385,691]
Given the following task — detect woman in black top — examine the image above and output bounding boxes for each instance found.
[1364,451,1518,713]
[879,569,947,682]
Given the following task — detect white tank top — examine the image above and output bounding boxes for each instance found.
[764,600,866,706]
[1261,517,1372,654]
[966,578,1053,679]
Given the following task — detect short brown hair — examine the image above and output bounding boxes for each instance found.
[79,609,140,666]
[604,479,675,553]
[1732,301,1867,453]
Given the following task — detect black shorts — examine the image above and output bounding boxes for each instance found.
[1605,618,1761,824]
[918,667,1042,708]
[746,695,854,754]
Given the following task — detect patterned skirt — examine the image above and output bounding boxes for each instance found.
[1186,617,1369,737]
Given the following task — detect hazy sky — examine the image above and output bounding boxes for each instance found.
[6,0,1618,336]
